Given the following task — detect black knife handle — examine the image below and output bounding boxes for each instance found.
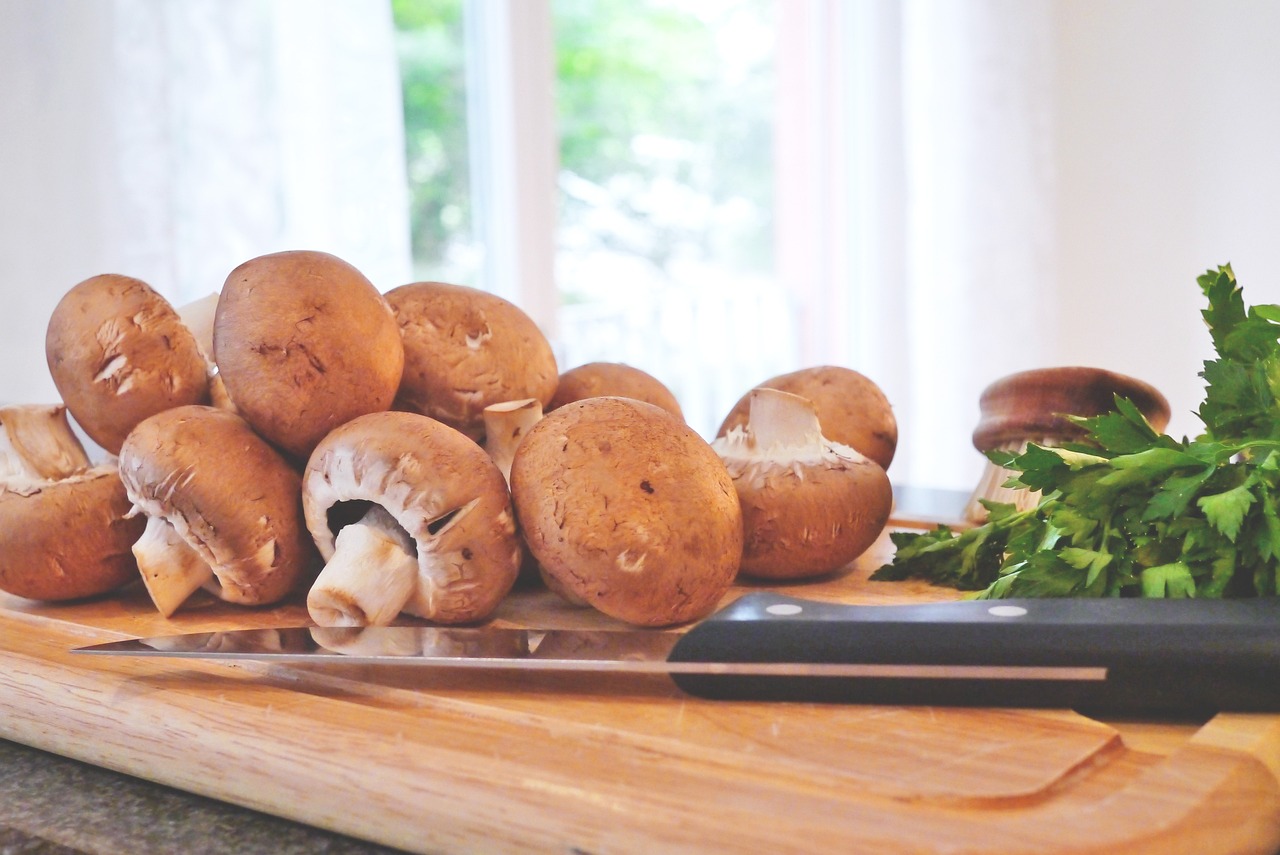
[668,593,1280,715]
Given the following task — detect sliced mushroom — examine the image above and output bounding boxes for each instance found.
[118,405,315,617]
[510,396,743,627]
[213,250,405,460]
[46,274,210,455]
[718,365,897,470]
[387,281,559,442]
[713,388,892,580]
[302,410,521,626]
[0,404,142,601]
[548,362,684,422]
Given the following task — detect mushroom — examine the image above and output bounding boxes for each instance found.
[175,292,237,413]
[0,404,143,601]
[46,274,211,455]
[386,281,559,442]
[213,250,405,460]
[301,410,521,626]
[0,404,91,484]
[548,362,684,422]
[965,366,1172,523]
[482,398,544,485]
[712,388,892,580]
[717,365,897,470]
[510,396,743,627]
[117,405,315,617]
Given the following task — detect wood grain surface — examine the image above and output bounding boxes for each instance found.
[2,530,1280,854]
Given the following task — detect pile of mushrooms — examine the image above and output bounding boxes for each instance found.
[7,247,903,630]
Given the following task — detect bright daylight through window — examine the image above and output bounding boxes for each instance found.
[393,0,793,438]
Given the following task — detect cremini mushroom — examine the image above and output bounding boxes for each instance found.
[965,366,1172,523]
[0,404,143,601]
[713,388,892,580]
[302,410,521,626]
[510,396,743,627]
[387,281,559,442]
[46,274,210,455]
[117,405,315,617]
[547,362,684,421]
[0,404,91,483]
[718,365,897,470]
[213,250,405,460]
[176,292,236,413]
[482,398,543,485]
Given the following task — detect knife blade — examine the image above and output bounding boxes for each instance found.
[72,592,1280,715]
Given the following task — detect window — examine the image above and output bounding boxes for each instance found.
[394,0,797,438]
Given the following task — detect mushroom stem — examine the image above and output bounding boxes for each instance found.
[307,504,418,626]
[133,514,215,617]
[482,398,542,484]
[177,293,237,413]
[745,388,825,451]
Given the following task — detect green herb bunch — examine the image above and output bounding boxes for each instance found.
[873,265,1280,599]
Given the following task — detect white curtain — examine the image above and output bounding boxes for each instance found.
[779,0,1056,491]
[0,0,411,406]
[834,0,1280,492]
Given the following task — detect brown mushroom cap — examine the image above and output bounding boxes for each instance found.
[213,250,405,460]
[302,410,521,624]
[713,389,892,580]
[510,396,743,627]
[0,466,144,601]
[118,405,314,607]
[971,366,1172,451]
[548,362,684,421]
[386,281,559,442]
[46,274,210,455]
[717,366,897,470]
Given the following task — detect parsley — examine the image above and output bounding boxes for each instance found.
[873,264,1280,598]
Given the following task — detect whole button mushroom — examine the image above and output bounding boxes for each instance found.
[118,405,315,617]
[386,281,559,442]
[548,362,685,422]
[718,365,898,471]
[965,366,1172,523]
[510,396,744,627]
[713,388,892,580]
[213,250,405,460]
[46,274,210,455]
[301,410,521,626]
[0,405,143,601]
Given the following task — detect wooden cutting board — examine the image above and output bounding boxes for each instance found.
[3,530,1280,854]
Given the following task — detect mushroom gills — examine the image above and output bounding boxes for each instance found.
[308,503,419,626]
[133,514,215,617]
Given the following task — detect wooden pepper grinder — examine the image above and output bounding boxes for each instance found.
[964,367,1171,525]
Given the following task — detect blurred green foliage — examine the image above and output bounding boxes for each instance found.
[392,0,774,283]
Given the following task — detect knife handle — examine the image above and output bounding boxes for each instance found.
[668,592,1280,714]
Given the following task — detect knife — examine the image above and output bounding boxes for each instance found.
[73,592,1280,715]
